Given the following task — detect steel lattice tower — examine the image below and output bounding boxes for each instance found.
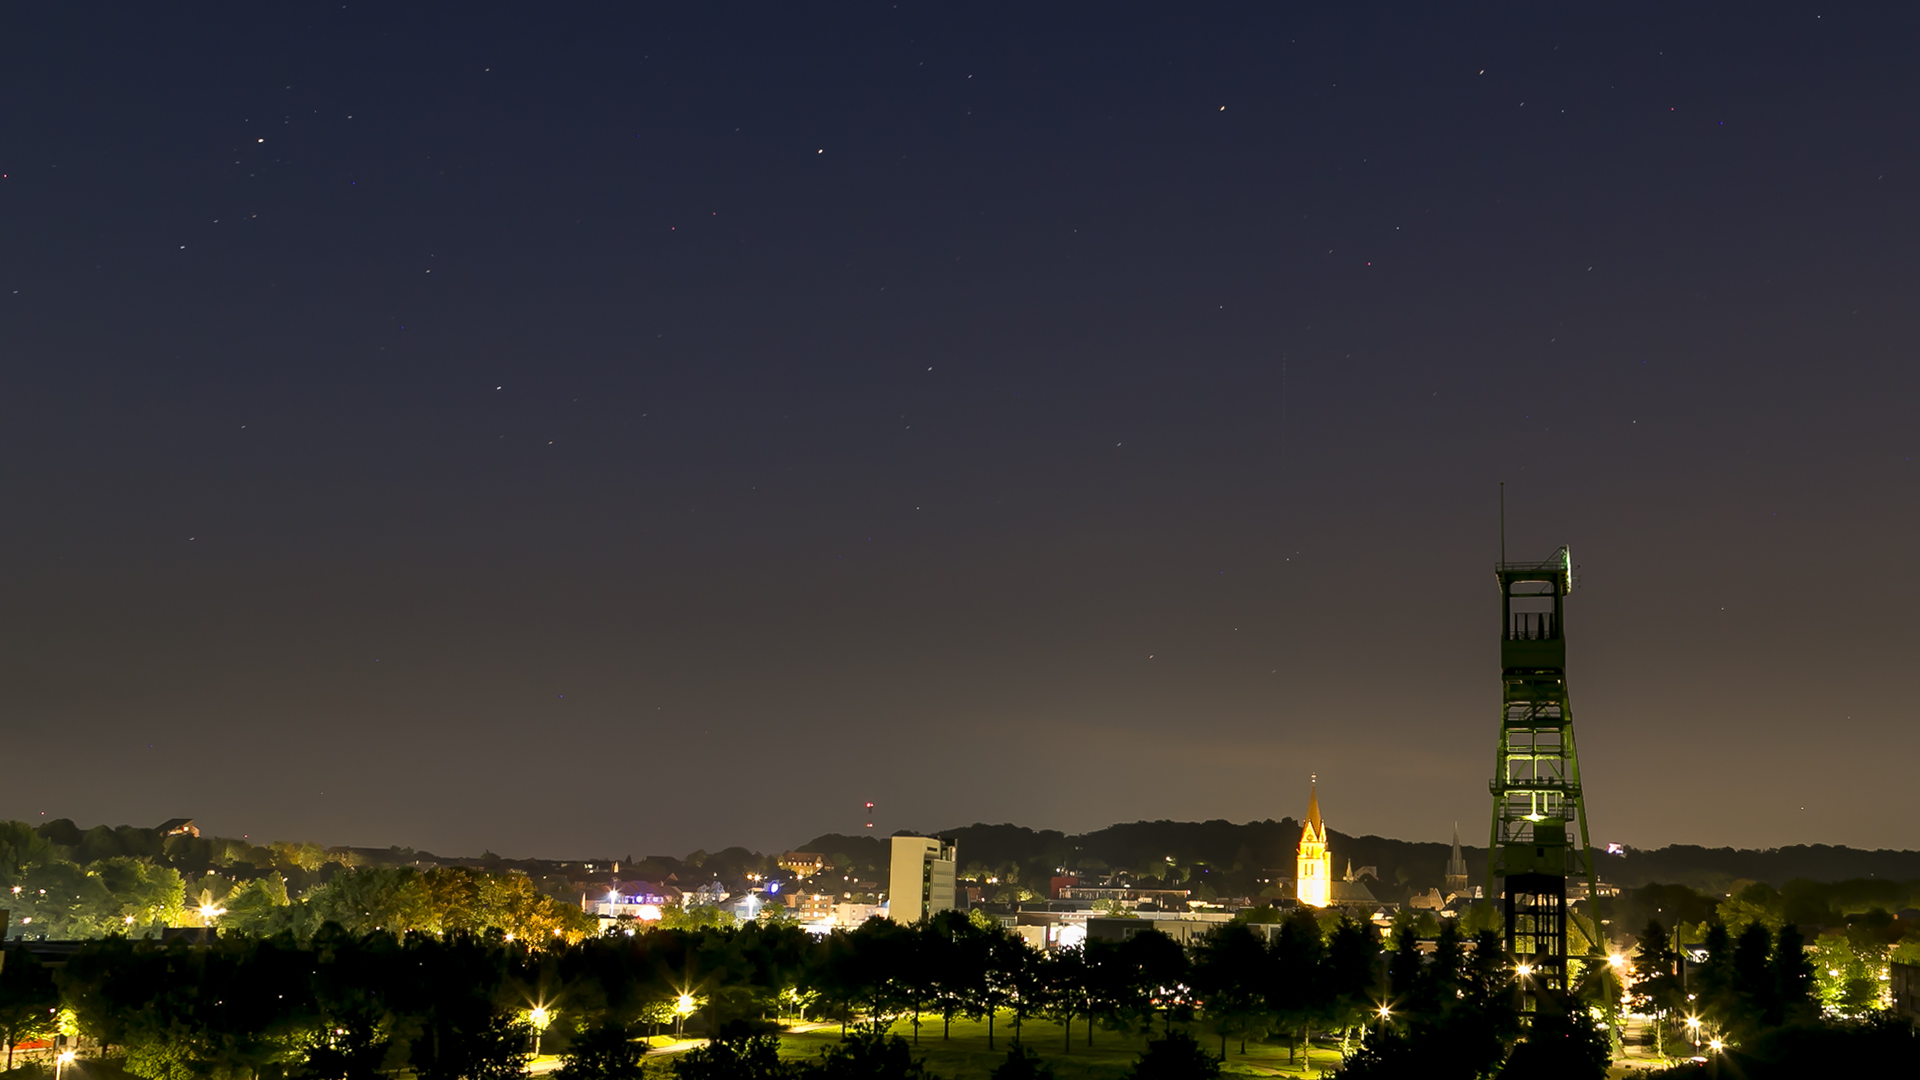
[1486,546,1599,1004]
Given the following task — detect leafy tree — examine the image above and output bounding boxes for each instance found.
[1332,1025,1424,1079]
[671,1030,788,1080]
[920,909,987,1040]
[305,867,436,937]
[1629,920,1683,1055]
[222,872,294,936]
[1729,921,1776,1037]
[659,902,736,932]
[61,935,320,1080]
[1270,909,1328,1064]
[1119,929,1190,1038]
[1321,917,1384,1056]
[1034,945,1088,1054]
[1716,881,1785,936]
[0,821,57,876]
[425,866,599,944]
[1692,923,1737,1032]
[1811,930,1886,1018]
[556,1021,648,1080]
[994,933,1046,1047]
[1124,1030,1221,1080]
[808,1030,932,1080]
[1192,922,1273,1057]
[1495,995,1609,1080]
[0,946,58,1070]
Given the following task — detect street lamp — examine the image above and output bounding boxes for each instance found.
[528,1005,553,1057]
[675,992,697,1037]
[1515,963,1534,979]
[55,1050,75,1080]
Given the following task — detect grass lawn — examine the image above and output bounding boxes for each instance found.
[774,1015,1351,1079]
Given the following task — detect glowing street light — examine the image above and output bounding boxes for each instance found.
[528,1005,554,1056]
[1515,963,1534,979]
[675,991,698,1037]
[1708,1038,1724,1053]
[1607,954,1626,970]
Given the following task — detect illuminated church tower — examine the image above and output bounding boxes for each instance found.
[1296,776,1331,908]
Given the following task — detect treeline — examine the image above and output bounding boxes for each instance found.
[1607,877,1920,1022]
[1612,845,1920,891]
[0,817,595,944]
[0,819,359,938]
[1629,918,1917,1079]
[0,908,1613,1080]
[3,908,1910,1079]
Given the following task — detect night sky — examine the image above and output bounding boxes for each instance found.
[4,4,1916,859]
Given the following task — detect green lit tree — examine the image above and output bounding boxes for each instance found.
[1629,920,1683,1057]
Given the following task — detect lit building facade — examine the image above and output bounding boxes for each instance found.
[1296,779,1331,908]
[887,835,957,924]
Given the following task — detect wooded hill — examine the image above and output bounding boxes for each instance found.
[796,820,1920,901]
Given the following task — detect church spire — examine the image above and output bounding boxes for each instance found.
[1305,774,1324,838]
[1296,775,1331,908]
[1445,821,1470,896]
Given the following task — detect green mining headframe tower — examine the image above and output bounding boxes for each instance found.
[1487,545,1599,1003]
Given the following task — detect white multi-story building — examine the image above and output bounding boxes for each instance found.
[887,835,957,924]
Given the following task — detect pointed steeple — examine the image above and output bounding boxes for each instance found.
[1445,821,1470,896]
[1296,774,1332,908]
[1305,774,1324,840]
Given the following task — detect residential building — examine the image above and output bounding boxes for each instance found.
[784,892,835,922]
[1890,962,1917,1024]
[887,836,957,924]
[779,852,829,878]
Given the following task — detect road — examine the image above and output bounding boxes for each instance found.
[526,1022,841,1075]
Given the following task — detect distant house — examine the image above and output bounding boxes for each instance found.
[156,819,200,838]
[784,891,835,923]
[778,852,829,878]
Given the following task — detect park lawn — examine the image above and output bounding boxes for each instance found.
[775,1015,1351,1079]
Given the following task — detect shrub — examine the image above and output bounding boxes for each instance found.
[988,1044,1055,1080]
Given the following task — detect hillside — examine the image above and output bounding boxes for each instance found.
[794,820,1920,900]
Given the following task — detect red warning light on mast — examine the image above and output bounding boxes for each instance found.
[864,802,875,829]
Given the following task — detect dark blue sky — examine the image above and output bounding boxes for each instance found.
[3,3,1915,857]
